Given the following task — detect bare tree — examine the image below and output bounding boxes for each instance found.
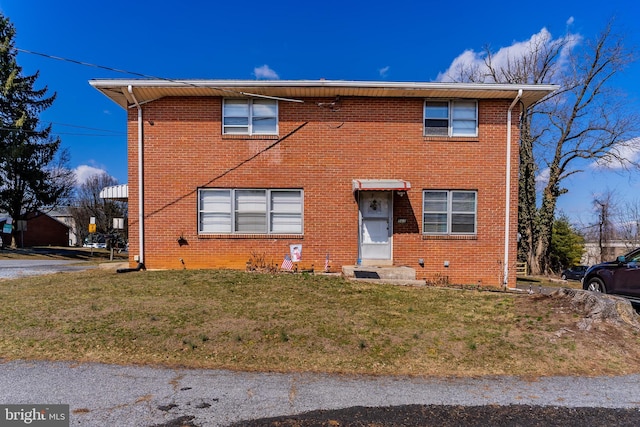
[617,198,640,248]
[70,173,127,247]
[445,21,639,274]
[593,190,618,262]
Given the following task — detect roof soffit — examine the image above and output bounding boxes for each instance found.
[89,79,558,109]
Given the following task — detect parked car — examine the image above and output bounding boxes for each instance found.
[582,247,640,305]
[561,265,588,281]
[83,234,107,249]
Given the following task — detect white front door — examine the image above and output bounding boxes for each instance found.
[359,191,392,262]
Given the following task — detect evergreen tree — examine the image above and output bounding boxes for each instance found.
[0,13,75,245]
[549,215,585,273]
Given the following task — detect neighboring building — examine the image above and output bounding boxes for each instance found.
[90,80,555,287]
[582,241,638,266]
[0,210,70,248]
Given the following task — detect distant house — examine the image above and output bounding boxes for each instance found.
[0,210,70,248]
[48,207,77,246]
[91,79,556,287]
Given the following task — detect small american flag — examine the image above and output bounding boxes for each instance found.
[281,254,293,271]
[324,253,330,272]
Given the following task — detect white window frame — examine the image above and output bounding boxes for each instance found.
[424,100,478,137]
[222,98,279,135]
[422,190,477,235]
[199,188,302,234]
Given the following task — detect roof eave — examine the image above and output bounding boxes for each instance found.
[89,79,558,109]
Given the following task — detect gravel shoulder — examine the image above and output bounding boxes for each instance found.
[2,360,640,426]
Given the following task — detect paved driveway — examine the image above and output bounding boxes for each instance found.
[0,259,95,279]
[1,360,640,426]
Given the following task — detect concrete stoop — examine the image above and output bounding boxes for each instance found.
[342,265,426,286]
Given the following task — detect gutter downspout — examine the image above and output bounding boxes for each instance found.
[504,89,523,289]
[128,85,145,267]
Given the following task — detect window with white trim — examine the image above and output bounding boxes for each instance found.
[223,99,278,135]
[199,189,302,234]
[424,100,478,137]
[423,190,477,235]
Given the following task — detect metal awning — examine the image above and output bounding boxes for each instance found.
[352,179,411,191]
[99,184,129,201]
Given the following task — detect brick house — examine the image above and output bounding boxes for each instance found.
[90,80,555,287]
[0,210,70,247]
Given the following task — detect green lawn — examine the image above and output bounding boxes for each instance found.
[0,268,638,377]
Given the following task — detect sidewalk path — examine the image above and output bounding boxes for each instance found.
[1,360,640,426]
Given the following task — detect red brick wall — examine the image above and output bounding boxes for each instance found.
[126,96,520,286]
[10,212,70,247]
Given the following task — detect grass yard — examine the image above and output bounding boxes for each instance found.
[1,268,639,377]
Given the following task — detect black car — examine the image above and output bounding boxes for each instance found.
[582,247,640,305]
[561,265,588,281]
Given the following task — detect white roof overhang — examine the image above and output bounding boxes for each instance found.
[89,79,558,109]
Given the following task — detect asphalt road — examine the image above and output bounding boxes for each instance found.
[1,360,640,426]
[0,259,95,279]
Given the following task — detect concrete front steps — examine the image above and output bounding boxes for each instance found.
[342,265,426,286]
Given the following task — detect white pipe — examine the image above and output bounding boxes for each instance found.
[504,89,523,288]
[128,85,144,265]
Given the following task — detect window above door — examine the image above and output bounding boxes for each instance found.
[424,100,478,137]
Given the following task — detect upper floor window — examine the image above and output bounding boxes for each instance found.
[199,188,302,234]
[223,99,278,135]
[423,190,477,235]
[424,100,477,137]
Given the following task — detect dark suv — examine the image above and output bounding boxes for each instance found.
[582,247,640,305]
[561,265,588,281]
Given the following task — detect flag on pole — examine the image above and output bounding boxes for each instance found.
[281,254,293,271]
[324,253,330,272]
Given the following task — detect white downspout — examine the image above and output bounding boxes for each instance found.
[128,85,144,266]
[504,89,523,288]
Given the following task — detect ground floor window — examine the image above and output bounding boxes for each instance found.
[198,188,303,234]
[423,190,477,235]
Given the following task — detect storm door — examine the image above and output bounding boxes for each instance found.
[358,191,392,262]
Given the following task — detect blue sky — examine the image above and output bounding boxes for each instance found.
[0,0,639,226]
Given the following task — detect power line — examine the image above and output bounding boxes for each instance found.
[49,121,125,134]
[16,47,304,103]
[53,132,124,137]
[16,48,163,80]
[0,126,123,138]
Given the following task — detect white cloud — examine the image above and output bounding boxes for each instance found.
[536,167,550,192]
[566,16,575,26]
[74,165,109,185]
[436,28,580,83]
[254,65,279,80]
[590,137,640,170]
[379,66,390,78]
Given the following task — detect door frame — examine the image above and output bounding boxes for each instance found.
[357,191,393,266]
